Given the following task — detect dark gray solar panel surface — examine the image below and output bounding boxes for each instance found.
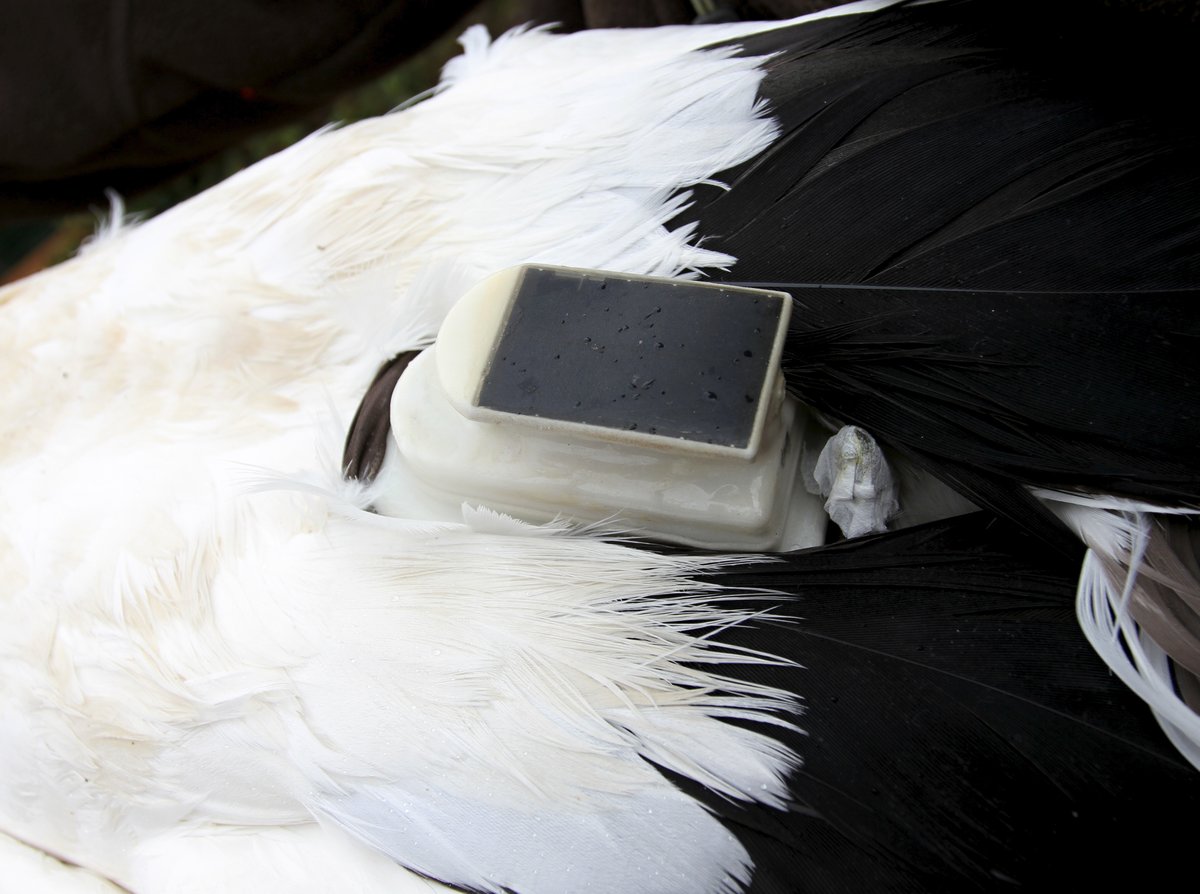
[477,267,783,447]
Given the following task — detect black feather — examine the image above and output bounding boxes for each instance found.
[766,284,1200,545]
[342,351,419,483]
[671,0,1200,545]
[685,0,1200,292]
[686,515,1200,892]
[648,3,1200,890]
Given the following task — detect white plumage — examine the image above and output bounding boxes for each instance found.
[0,8,858,892]
[3,1,1198,890]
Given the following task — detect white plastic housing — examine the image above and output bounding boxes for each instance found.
[388,266,826,550]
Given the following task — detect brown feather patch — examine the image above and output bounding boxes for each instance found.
[342,351,420,484]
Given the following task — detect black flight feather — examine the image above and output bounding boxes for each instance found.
[652,4,1200,890]
[767,284,1200,547]
[683,0,1200,292]
[673,0,1200,545]
[687,514,1200,892]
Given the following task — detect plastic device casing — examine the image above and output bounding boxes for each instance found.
[390,265,824,550]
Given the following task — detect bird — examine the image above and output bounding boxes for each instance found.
[1,1,1198,892]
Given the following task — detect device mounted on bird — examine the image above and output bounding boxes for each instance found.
[390,264,827,550]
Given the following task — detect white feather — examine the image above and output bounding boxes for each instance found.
[0,831,127,894]
[0,12,846,893]
[1039,491,1200,770]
